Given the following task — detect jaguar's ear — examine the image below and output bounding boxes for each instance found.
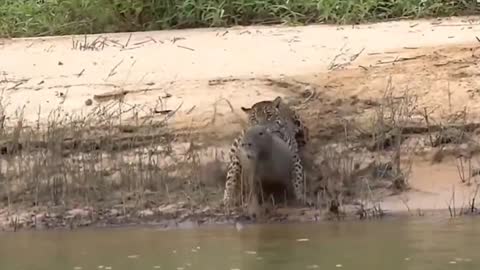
[241,106,252,114]
[272,96,282,109]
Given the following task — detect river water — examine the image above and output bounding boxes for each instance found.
[0,216,478,270]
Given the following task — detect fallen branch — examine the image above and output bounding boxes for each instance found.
[376,55,425,65]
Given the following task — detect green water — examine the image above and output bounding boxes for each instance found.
[0,216,479,270]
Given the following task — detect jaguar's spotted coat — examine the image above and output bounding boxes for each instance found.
[240,97,309,149]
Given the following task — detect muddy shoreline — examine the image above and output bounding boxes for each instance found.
[1,202,472,233]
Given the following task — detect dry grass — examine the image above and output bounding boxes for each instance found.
[0,95,227,227]
[301,75,480,219]
[449,154,480,217]
[305,78,422,219]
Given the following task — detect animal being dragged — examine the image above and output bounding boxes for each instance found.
[224,121,306,209]
[223,96,311,208]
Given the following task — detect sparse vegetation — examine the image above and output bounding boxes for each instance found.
[0,0,479,38]
[451,153,480,217]
[0,97,229,231]
[298,71,480,220]
[308,79,419,219]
